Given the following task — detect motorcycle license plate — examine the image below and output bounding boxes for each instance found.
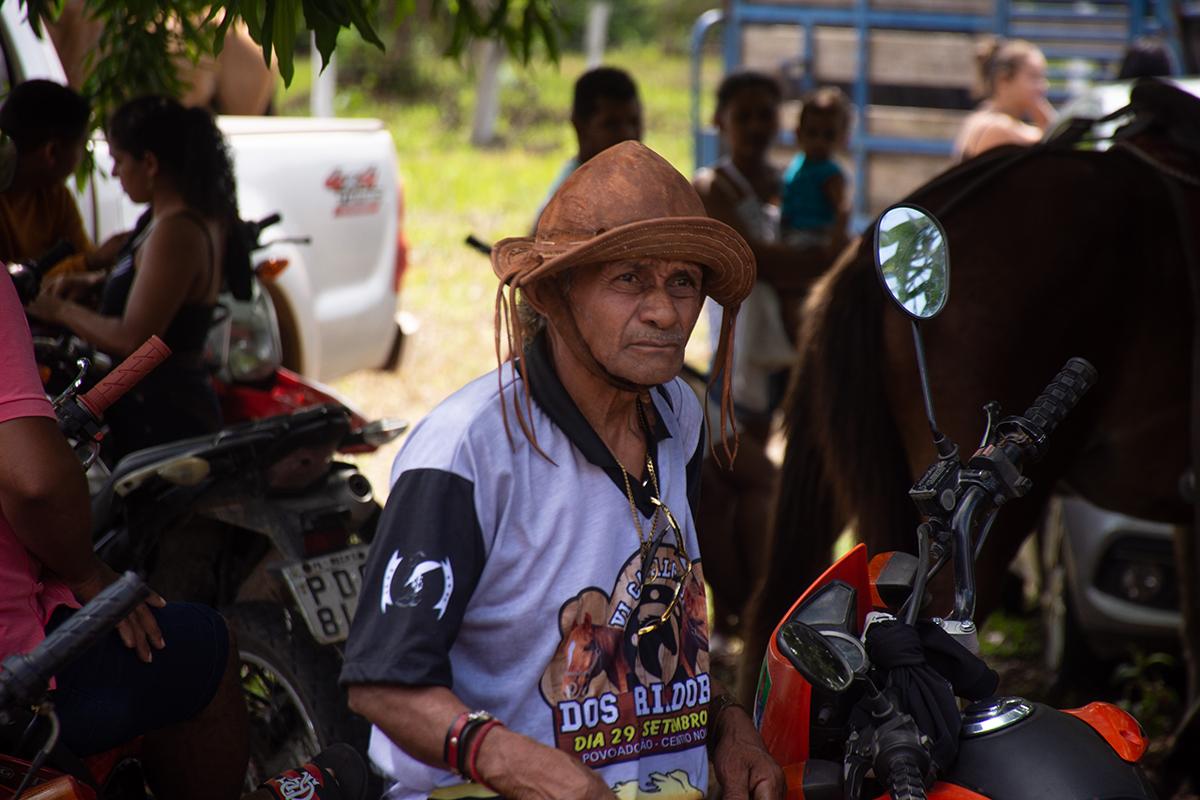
[281,545,370,645]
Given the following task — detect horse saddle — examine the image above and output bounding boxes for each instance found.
[1120,78,1200,159]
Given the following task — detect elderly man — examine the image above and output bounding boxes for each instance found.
[341,141,783,800]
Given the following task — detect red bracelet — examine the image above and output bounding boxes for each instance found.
[466,719,504,788]
[443,711,473,772]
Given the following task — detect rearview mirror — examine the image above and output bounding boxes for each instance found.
[874,204,949,320]
[776,621,856,693]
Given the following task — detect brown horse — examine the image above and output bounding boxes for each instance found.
[561,613,634,699]
[740,81,1200,699]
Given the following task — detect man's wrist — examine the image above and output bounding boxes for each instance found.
[707,691,746,753]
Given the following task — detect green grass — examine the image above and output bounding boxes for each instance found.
[278,44,718,495]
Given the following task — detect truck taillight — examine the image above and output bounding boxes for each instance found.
[393,185,408,293]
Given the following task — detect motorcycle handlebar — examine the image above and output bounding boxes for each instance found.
[255,213,282,232]
[1021,357,1098,443]
[464,234,493,256]
[0,573,148,712]
[78,336,171,417]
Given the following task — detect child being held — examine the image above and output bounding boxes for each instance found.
[780,87,851,253]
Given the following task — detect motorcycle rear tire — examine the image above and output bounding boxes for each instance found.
[222,602,369,790]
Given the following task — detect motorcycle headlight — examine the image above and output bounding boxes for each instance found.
[225,282,283,383]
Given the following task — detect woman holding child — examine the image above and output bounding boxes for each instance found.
[692,70,850,643]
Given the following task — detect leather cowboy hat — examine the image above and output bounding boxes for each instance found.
[491,141,755,308]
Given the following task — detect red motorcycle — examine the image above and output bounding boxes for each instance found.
[754,204,1157,800]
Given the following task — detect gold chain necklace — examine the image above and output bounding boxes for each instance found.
[617,452,662,560]
[616,397,662,559]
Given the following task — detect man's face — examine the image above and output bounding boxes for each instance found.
[574,97,643,163]
[563,258,704,386]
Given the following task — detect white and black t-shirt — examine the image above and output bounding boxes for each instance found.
[341,335,710,800]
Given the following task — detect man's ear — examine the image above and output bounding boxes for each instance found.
[142,151,159,180]
[521,279,554,316]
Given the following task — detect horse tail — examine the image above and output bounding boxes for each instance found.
[738,237,918,701]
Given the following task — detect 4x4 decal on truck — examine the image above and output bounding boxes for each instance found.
[325,167,383,217]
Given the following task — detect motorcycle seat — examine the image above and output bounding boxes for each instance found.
[91,404,349,533]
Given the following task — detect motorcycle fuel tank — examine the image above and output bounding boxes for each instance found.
[944,701,1157,799]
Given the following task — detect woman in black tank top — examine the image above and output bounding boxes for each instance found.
[28,95,247,460]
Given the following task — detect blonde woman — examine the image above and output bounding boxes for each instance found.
[955,38,1055,160]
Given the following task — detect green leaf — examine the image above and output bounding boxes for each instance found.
[212,10,236,55]
[534,5,560,62]
[344,0,384,50]
[272,0,298,85]
[259,0,277,68]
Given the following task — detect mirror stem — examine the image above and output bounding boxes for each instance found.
[910,321,954,459]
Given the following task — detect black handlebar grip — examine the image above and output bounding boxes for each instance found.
[885,754,928,800]
[464,235,493,256]
[1022,357,1098,440]
[257,213,282,232]
[0,573,148,711]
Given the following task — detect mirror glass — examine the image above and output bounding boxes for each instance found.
[875,204,949,319]
[777,621,854,693]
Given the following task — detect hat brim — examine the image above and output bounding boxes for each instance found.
[492,216,755,308]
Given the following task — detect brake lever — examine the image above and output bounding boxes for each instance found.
[51,358,89,406]
[977,401,1001,449]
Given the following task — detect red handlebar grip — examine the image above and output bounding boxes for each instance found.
[78,336,172,417]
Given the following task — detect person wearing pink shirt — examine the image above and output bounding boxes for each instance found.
[0,274,248,799]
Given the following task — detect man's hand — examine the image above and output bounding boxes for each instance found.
[711,705,786,800]
[475,727,617,800]
[68,560,166,663]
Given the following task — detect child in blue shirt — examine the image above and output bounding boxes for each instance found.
[781,87,851,252]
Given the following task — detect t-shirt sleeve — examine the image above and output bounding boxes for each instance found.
[339,467,486,688]
[0,277,54,425]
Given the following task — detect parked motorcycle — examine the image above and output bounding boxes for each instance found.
[44,330,405,786]
[753,204,1157,800]
[80,402,403,787]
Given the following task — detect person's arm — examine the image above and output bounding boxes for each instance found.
[1029,96,1056,130]
[822,171,850,256]
[28,215,207,357]
[0,413,165,662]
[693,172,830,292]
[86,230,134,272]
[707,679,786,800]
[348,684,617,800]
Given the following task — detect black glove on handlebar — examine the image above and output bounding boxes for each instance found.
[917,620,999,701]
[865,620,995,773]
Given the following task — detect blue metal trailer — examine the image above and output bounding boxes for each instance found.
[691,1,1185,228]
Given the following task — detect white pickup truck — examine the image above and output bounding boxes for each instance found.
[1,3,408,382]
